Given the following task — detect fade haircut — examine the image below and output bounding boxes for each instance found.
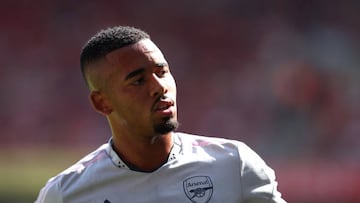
[80,26,150,88]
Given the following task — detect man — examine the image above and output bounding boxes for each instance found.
[35,26,286,203]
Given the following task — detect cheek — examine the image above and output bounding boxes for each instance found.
[114,93,149,113]
[168,76,177,93]
[108,92,134,113]
[112,99,144,120]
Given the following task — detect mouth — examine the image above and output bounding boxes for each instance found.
[152,97,175,114]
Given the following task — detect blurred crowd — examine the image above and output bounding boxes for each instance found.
[2,1,360,202]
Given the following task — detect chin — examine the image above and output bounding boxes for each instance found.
[154,118,179,134]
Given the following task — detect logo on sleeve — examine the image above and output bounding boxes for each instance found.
[183,176,213,203]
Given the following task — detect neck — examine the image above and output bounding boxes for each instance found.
[111,132,174,172]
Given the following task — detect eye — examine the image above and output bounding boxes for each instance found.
[156,68,169,78]
[132,77,145,85]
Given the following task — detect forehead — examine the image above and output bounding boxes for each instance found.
[87,39,167,90]
[105,39,165,68]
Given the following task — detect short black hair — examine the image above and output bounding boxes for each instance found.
[80,26,150,87]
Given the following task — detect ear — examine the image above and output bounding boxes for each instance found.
[89,91,113,115]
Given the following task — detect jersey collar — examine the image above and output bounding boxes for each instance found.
[106,133,182,170]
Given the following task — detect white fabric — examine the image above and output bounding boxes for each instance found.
[35,133,286,203]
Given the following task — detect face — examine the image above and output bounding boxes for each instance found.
[90,39,178,137]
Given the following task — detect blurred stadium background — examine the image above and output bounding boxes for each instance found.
[1,0,360,202]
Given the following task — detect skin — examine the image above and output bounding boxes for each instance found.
[86,39,178,172]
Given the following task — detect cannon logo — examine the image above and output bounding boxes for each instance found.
[183,176,213,203]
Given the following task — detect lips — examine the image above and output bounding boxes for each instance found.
[152,97,174,112]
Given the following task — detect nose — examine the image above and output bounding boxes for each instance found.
[150,74,167,97]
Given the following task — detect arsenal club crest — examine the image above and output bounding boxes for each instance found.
[183,176,213,203]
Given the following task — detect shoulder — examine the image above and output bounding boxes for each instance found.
[176,132,248,152]
[35,143,110,203]
[35,178,62,203]
[176,133,285,202]
[59,143,110,177]
[175,132,255,164]
[175,132,270,171]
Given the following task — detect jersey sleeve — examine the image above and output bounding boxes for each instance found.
[34,178,63,203]
[237,142,287,203]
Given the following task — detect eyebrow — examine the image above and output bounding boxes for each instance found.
[124,68,145,81]
[124,63,169,81]
[155,62,168,67]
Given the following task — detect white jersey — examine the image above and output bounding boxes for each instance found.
[35,133,286,203]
